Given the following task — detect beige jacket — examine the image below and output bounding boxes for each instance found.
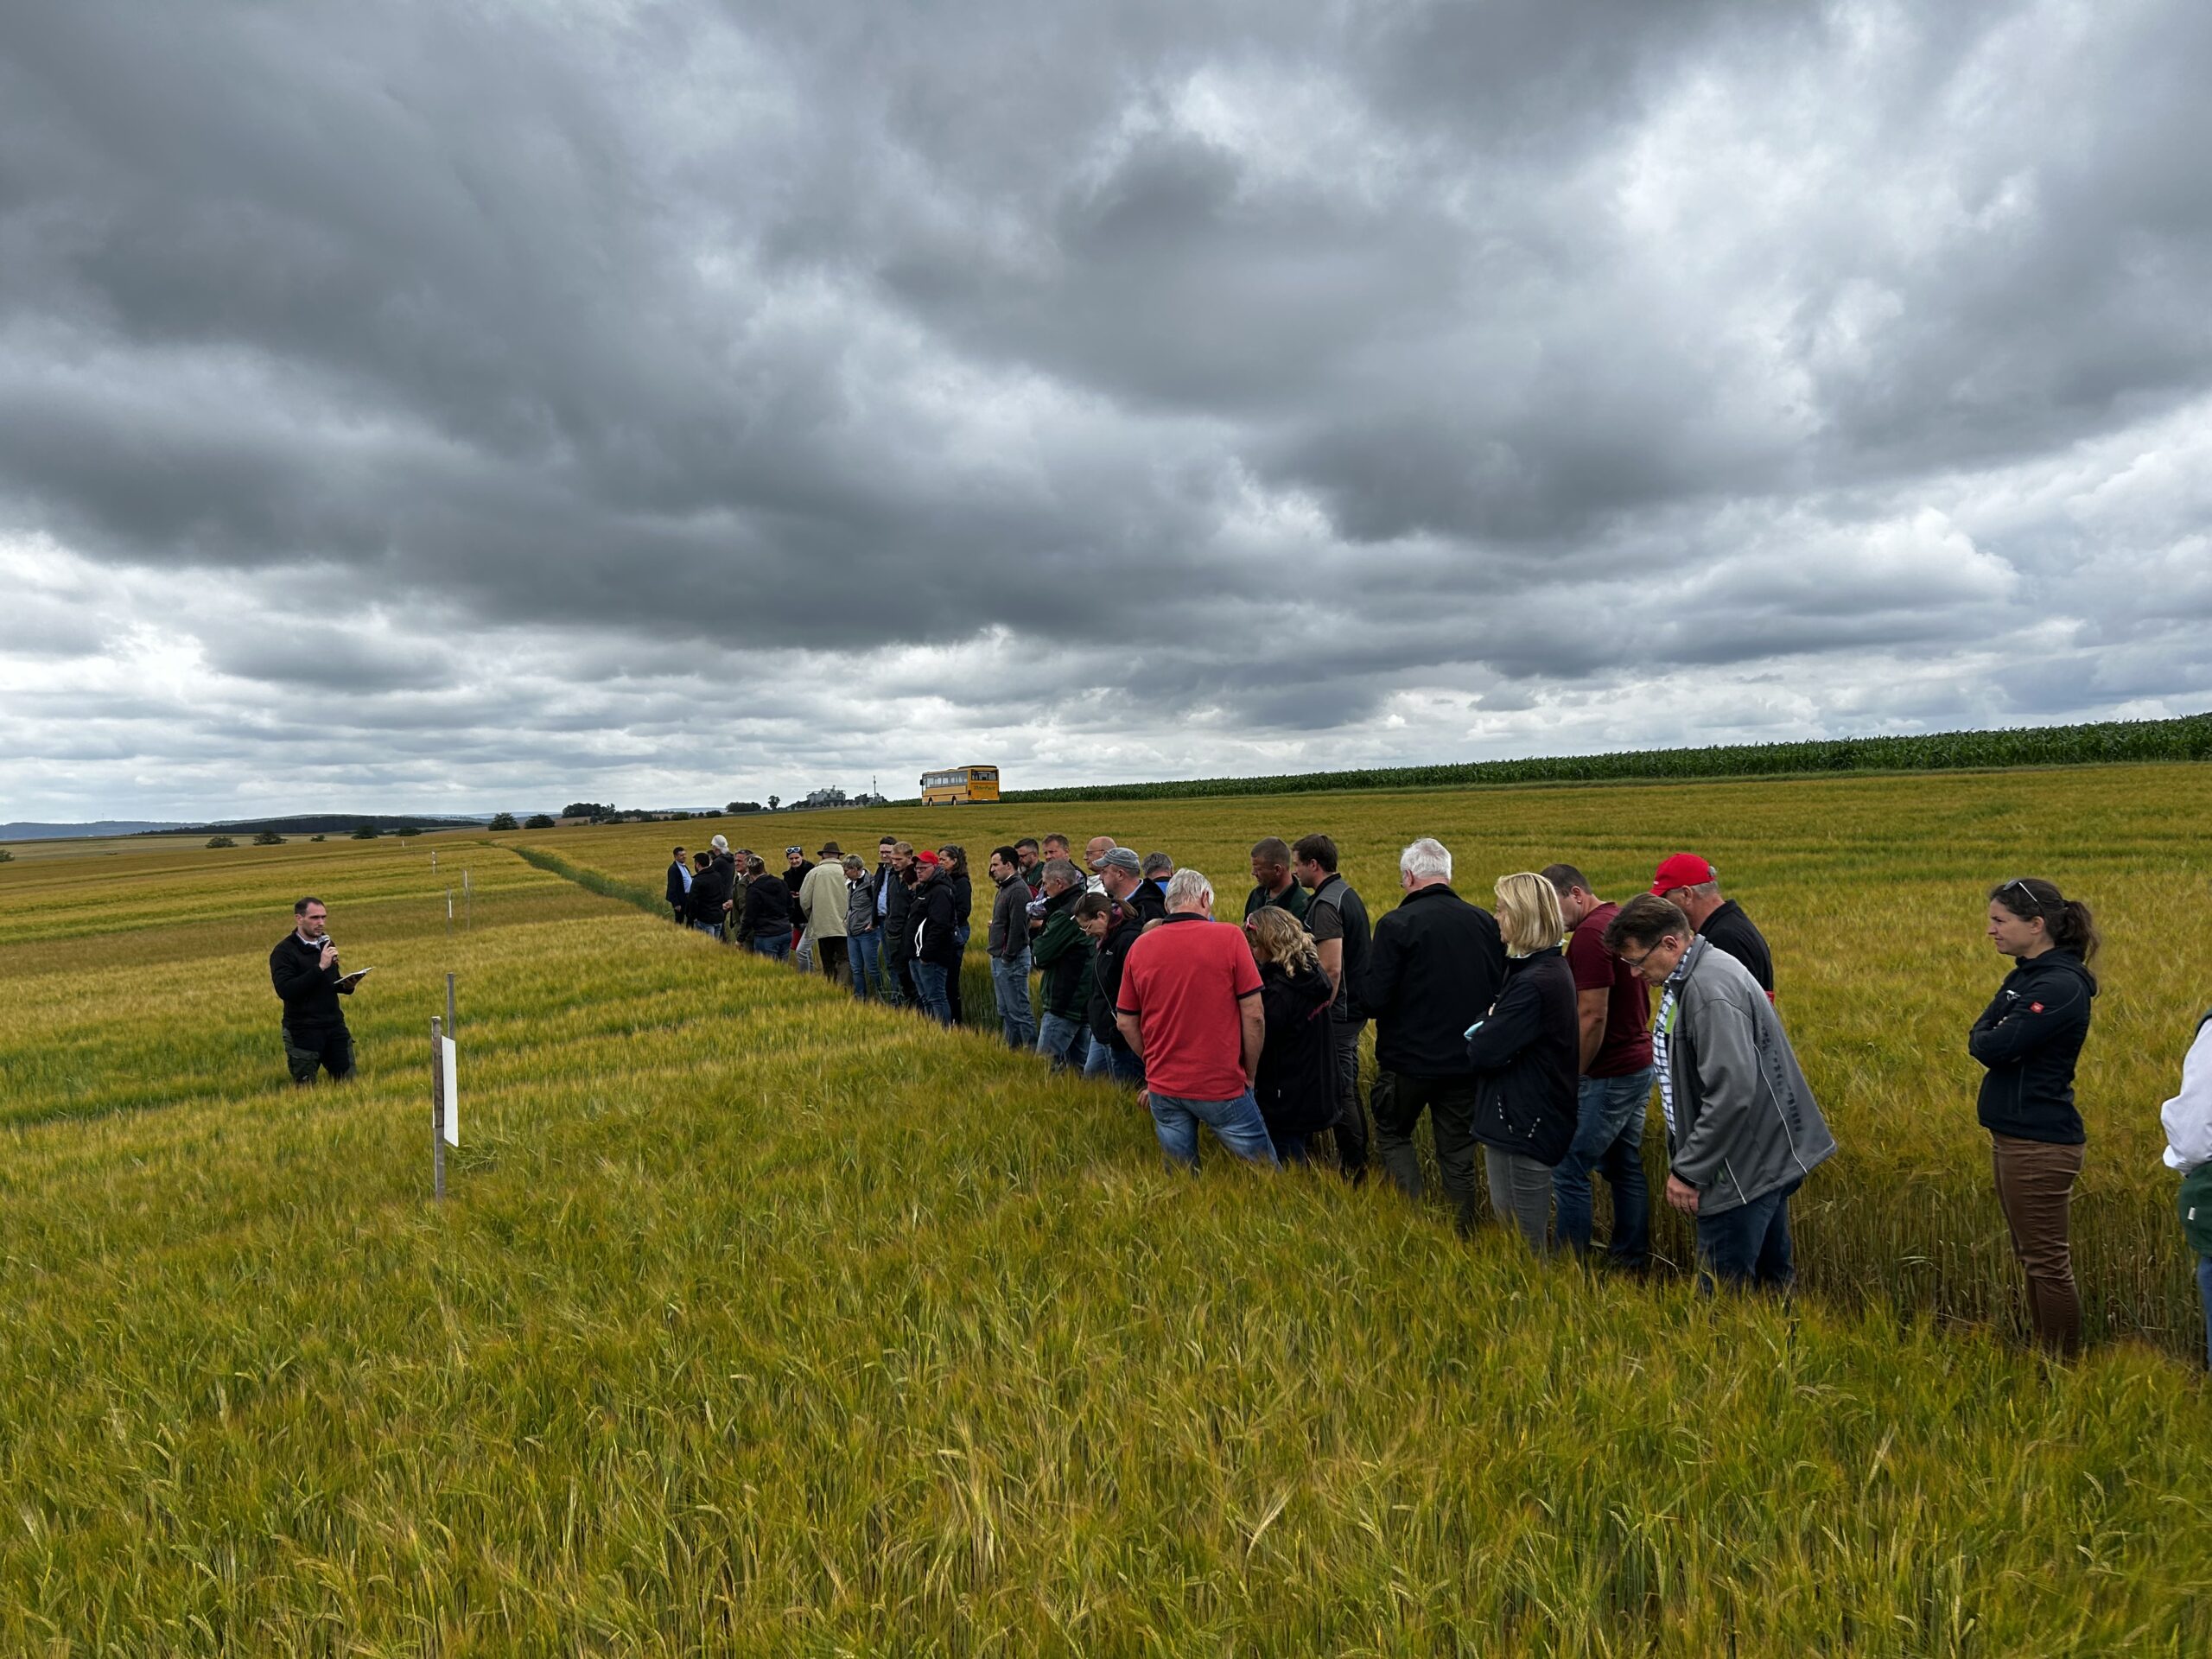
[797,861,850,938]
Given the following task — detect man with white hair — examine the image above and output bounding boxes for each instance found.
[1357,836,1507,1231]
[1116,868,1277,1171]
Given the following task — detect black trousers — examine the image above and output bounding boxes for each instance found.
[283,1024,354,1084]
[1331,1016,1369,1178]
[1371,1070,1480,1232]
[816,936,849,982]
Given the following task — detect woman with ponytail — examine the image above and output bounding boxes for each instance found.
[1970,876,2101,1356]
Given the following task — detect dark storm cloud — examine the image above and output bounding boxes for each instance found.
[2,0,2209,817]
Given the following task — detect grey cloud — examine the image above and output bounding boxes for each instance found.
[2,1,2209,819]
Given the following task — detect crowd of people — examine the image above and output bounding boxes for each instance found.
[651,830,2212,1368]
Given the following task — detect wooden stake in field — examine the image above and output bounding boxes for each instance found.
[429,1015,448,1201]
[431,972,460,1198]
[445,887,454,936]
[464,868,472,931]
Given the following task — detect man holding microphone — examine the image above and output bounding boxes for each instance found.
[270,895,362,1084]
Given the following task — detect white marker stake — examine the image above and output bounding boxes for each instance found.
[440,1035,460,1147]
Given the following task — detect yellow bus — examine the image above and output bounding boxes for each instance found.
[919,765,1000,805]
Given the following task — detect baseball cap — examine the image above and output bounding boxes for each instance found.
[1099,847,1142,874]
[1650,853,1716,894]
[914,849,940,866]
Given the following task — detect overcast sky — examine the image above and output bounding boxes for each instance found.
[3,1,2209,820]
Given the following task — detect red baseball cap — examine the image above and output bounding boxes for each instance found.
[914,849,940,866]
[1650,853,1715,894]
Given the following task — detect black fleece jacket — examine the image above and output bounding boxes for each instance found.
[1255,959,1337,1140]
[1357,885,1507,1077]
[270,933,350,1032]
[1464,948,1580,1166]
[1969,949,2096,1144]
[1087,911,1146,1048]
[740,870,791,935]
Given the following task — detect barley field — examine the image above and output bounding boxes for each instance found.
[1,764,2209,1654]
[542,762,2212,1354]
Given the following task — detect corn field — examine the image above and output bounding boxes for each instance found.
[984,710,2212,804]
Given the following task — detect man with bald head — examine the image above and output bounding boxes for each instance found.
[1083,836,1116,894]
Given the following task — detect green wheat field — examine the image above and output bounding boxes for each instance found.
[3,763,2209,1654]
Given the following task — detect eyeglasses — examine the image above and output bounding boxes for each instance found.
[1999,877,2039,906]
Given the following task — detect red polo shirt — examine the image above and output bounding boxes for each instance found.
[1117,914,1262,1101]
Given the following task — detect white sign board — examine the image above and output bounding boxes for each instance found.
[440,1035,459,1146]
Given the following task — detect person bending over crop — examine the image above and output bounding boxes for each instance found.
[1465,873,1580,1251]
[1245,906,1335,1165]
[1116,868,1276,1172]
[1605,894,1835,1293]
[1030,859,1095,1071]
[1356,837,1505,1233]
[1541,863,1655,1270]
[1971,876,2101,1357]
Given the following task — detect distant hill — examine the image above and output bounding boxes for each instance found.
[1,820,186,841]
[159,814,490,836]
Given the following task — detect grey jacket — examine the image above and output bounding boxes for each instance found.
[1663,937,1835,1215]
[845,877,877,936]
[988,871,1032,960]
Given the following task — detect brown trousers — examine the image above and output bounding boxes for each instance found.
[1991,1133,2086,1356]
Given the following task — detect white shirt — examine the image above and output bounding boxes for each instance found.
[1651,962,1690,1140]
[2161,1016,2212,1173]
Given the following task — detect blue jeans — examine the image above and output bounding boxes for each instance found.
[911,960,952,1026]
[949,926,970,1024]
[1147,1090,1279,1171]
[1084,1037,1146,1086]
[1554,1068,1652,1267]
[691,921,723,940]
[2198,1255,2212,1372]
[991,952,1036,1049]
[1036,1012,1090,1072]
[749,929,791,961]
[1695,1179,1801,1292]
[847,929,881,1000]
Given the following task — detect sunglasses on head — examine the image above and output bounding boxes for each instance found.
[1999,877,2041,908]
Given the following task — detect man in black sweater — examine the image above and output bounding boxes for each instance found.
[1357,837,1507,1232]
[1650,854,1776,997]
[270,895,359,1084]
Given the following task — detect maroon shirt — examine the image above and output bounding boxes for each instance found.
[1567,901,1653,1077]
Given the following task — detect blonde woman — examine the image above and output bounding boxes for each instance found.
[1464,871,1580,1249]
[1247,906,1338,1164]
